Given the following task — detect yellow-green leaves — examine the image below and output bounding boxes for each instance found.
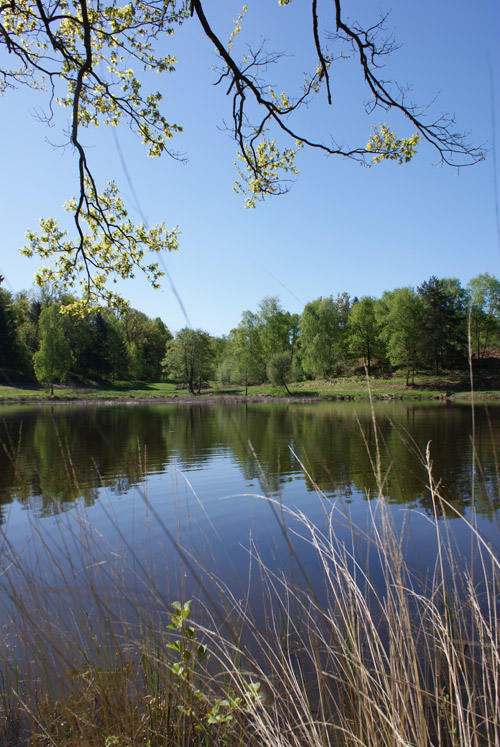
[228,5,247,51]
[234,138,302,209]
[269,88,293,113]
[21,181,178,314]
[2,0,183,155]
[366,123,421,165]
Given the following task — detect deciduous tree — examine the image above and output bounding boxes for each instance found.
[162,327,213,394]
[34,304,74,393]
[466,273,500,358]
[124,309,172,379]
[258,297,294,360]
[225,318,265,394]
[267,351,292,395]
[300,296,342,378]
[378,288,424,386]
[347,297,381,375]
[11,291,41,376]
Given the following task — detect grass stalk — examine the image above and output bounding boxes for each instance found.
[0,421,499,745]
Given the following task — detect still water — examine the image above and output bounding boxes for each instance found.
[1,400,499,607]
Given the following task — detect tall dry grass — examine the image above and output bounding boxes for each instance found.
[0,423,499,746]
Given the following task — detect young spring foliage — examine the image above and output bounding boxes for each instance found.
[1,0,484,309]
[33,304,73,393]
[162,328,214,394]
[21,181,179,315]
[366,124,421,165]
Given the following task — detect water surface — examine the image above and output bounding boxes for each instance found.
[1,401,499,607]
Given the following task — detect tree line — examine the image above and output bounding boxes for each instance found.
[0,280,171,390]
[1,273,499,391]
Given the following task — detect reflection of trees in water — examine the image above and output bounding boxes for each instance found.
[0,406,171,516]
[0,403,499,519]
[215,404,298,494]
[286,403,500,517]
[220,402,500,518]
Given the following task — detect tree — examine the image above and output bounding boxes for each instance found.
[347,297,381,375]
[417,276,466,373]
[267,352,293,395]
[300,296,342,378]
[0,284,18,375]
[334,291,355,361]
[81,308,130,380]
[85,311,116,379]
[33,304,74,394]
[466,273,500,358]
[224,318,265,394]
[11,290,41,376]
[101,311,129,381]
[1,1,483,308]
[258,297,294,360]
[162,328,213,394]
[124,308,172,379]
[378,288,425,386]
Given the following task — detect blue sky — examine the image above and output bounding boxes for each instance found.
[2,0,500,336]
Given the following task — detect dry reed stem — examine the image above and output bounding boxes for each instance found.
[0,410,499,746]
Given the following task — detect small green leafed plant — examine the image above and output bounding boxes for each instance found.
[166,599,261,740]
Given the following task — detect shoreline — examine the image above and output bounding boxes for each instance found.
[0,390,496,406]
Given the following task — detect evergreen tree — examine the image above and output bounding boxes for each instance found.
[417,276,466,373]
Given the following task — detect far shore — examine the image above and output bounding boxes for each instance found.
[1,378,499,406]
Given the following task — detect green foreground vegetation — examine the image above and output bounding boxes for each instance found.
[1,431,498,746]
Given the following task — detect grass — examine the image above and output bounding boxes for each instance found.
[0,408,499,745]
[2,370,500,403]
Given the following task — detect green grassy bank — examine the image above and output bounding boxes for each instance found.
[1,369,500,403]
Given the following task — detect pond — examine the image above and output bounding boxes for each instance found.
[1,400,500,746]
[1,400,499,607]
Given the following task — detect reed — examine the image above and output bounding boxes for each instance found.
[0,426,499,746]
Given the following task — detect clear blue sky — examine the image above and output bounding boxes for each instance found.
[2,0,500,336]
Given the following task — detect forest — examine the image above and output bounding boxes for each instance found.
[1,273,499,392]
